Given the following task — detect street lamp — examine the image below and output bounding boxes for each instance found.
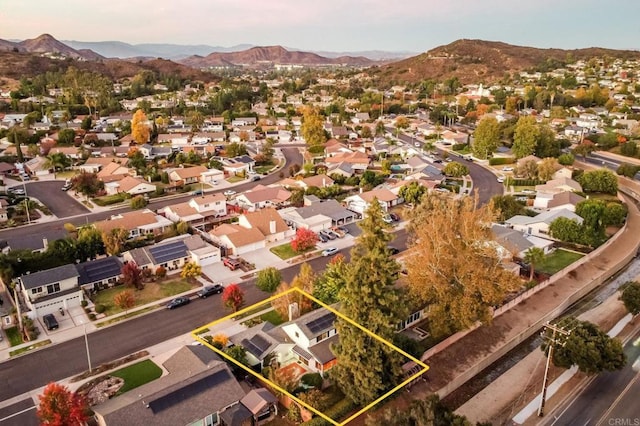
[79,319,92,373]
[23,182,30,225]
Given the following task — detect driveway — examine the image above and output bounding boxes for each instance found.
[23,181,89,218]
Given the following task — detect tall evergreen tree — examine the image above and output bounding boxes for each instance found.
[331,200,408,405]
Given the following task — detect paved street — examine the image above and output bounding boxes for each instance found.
[23,180,90,218]
[543,325,640,426]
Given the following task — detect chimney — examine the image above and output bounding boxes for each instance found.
[269,220,276,234]
[288,302,299,321]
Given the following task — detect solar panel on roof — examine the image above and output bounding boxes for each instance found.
[241,335,271,358]
[306,312,336,334]
[148,241,188,264]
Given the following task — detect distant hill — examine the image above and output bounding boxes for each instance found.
[179,45,374,68]
[9,34,104,60]
[374,39,640,84]
[0,50,217,84]
[62,40,254,59]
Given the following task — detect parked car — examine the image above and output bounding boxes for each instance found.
[223,190,236,197]
[8,188,25,195]
[43,314,59,331]
[389,213,400,222]
[61,181,73,191]
[250,175,261,182]
[191,189,203,196]
[166,296,191,309]
[319,230,336,240]
[326,229,342,239]
[387,246,400,255]
[222,257,241,271]
[322,247,339,257]
[330,227,346,238]
[317,232,328,243]
[197,284,224,298]
[382,215,394,224]
[502,166,514,172]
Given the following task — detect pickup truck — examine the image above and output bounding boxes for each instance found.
[222,257,241,271]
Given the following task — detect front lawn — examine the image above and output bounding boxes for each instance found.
[226,175,245,183]
[261,309,285,326]
[4,326,23,346]
[270,242,315,260]
[536,249,584,275]
[93,279,198,316]
[111,359,162,394]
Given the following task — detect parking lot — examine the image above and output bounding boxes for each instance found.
[22,181,89,218]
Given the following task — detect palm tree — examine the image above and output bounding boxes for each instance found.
[524,247,545,281]
[43,153,69,178]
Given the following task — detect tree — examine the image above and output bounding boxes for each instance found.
[443,162,469,177]
[57,128,76,145]
[301,106,326,147]
[558,153,575,166]
[131,109,150,144]
[405,194,520,338]
[331,200,407,405]
[37,382,89,426]
[188,110,204,131]
[360,125,372,139]
[122,261,144,290]
[81,116,92,131]
[222,283,245,312]
[256,267,282,293]
[399,182,427,205]
[516,158,539,179]
[130,195,148,209]
[537,157,559,181]
[272,263,317,318]
[76,226,104,261]
[512,116,539,158]
[290,228,319,252]
[523,247,545,281]
[71,172,104,197]
[181,262,202,280]
[8,126,29,163]
[314,254,347,304]
[621,281,640,315]
[114,290,136,314]
[491,195,527,222]
[225,142,248,157]
[101,227,128,256]
[225,345,249,368]
[576,169,618,194]
[472,116,500,159]
[365,394,472,426]
[549,217,583,243]
[542,318,626,374]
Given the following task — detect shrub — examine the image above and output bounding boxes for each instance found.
[130,195,148,210]
[94,304,106,314]
[617,162,640,178]
[392,333,422,358]
[155,266,167,278]
[84,307,91,314]
[300,372,323,388]
[81,300,88,308]
[256,267,282,292]
[88,313,96,321]
[301,399,357,425]
[489,157,516,166]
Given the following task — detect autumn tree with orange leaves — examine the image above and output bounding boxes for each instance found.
[37,382,89,426]
[404,193,520,338]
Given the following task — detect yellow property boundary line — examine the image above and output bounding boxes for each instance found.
[191,287,429,425]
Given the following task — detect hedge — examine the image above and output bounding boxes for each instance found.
[489,157,516,165]
[93,193,129,206]
[513,179,544,186]
[452,143,468,151]
[301,373,323,388]
[301,399,357,426]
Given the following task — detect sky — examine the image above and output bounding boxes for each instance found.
[1,0,639,53]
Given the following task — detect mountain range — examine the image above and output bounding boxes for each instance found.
[0,34,104,61]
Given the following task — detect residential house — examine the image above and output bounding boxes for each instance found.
[232,117,257,128]
[344,188,399,215]
[160,194,228,229]
[222,156,256,176]
[505,208,583,238]
[24,156,51,177]
[278,199,357,232]
[237,208,292,243]
[324,151,371,173]
[0,229,67,254]
[76,256,123,292]
[97,162,133,183]
[220,389,278,426]
[0,162,15,176]
[533,177,583,210]
[94,210,173,239]
[168,165,209,185]
[18,264,83,319]
[234,185,291,212]
[209,223,266,255]
[281,174,334,191]
[104,176,156,196]
[138,144,172,160]
[491,224,555,259]
[351,112,370,124]
[93,345,247,426]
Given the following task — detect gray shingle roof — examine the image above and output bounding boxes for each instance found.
[76,257,123,286]
[20,264,79,290]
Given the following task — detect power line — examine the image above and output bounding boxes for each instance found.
[538,322,571,417]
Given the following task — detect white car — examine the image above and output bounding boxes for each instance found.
[223,190,236,197]
[322,247,339,257]
[502,166,514,172]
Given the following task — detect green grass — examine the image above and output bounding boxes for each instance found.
[93,193,128,206]
[95,307,158,327]
[226,175,245,183]
[537,249,584,275]
[4,326,23,346]
[111,360,163,394]
[10,340,51,357]
[93,280,197,316]
[261,310,285,326]
[270,243,315,260]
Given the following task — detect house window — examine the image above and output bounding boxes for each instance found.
[31,287,43,295]
[316,331,329,342]
[46,283,61,294]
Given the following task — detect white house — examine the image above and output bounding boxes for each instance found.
[18,264,84,319]
[505,208,583,238]
[344,188,399,215]
[160,194,227,229]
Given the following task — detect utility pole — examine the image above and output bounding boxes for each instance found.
[538,322,571,417]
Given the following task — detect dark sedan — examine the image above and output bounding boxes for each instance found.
[197,284,224,298]
[166,296,191,309]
